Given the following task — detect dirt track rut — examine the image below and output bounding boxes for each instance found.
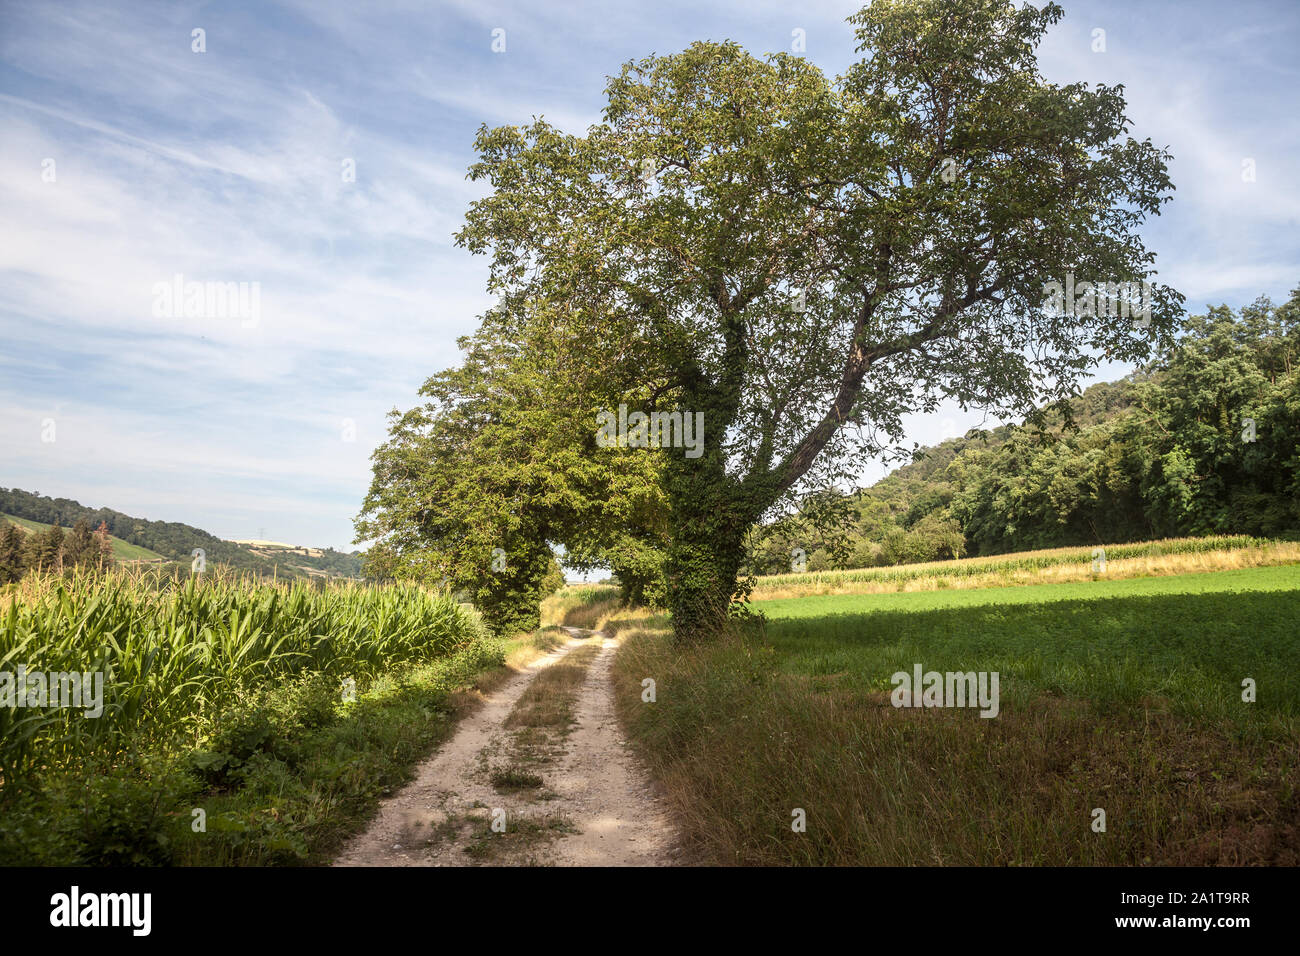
[332,627,674,867]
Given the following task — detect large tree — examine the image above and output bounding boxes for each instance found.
[454,0,1181,639]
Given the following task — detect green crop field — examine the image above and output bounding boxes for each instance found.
[613,563,1300,866]
[0,568,505,865]
[2,513,168,563]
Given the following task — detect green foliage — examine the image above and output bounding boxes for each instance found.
[608,538,669,608]
[64,771,190,866]
[59,519,113,572]
[451,0,1179,638]
[472,543,553,636]
[356,306,668,634]
[540,555,567,598]
[0,569,489,783]
[0,638,506,866]
[751,288,1300,570]
[188,673,343,789]
[0,523,24,584]
[952,292,1300,553]
[23,521,64,573]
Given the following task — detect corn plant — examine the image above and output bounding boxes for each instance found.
[0,567,489,784]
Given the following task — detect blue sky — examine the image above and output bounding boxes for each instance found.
[1,0,1297,551]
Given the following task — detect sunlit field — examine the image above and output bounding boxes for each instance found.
[0,568,503,865]
[614,562,1300,865]
[751,535,1300,599]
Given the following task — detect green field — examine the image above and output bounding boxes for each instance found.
[756,563,1300,616]
[750,535,1299,599]
[2,513,168,563]
[0,569,503,865]
[613,563,1300,866]
[756,566,1300,728]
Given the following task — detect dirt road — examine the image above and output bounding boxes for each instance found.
[332,627,674,867]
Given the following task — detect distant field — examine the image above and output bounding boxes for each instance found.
[614,563,1300,866]
[2,513,167,563]
[233,539,325,557]
[755,562,1300,618]
[542,584,621,629]
[751,534,1299,599]
[755,566,1300,727]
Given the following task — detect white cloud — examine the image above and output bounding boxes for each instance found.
[2,0,1296,548]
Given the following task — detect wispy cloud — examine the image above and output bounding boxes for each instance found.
[1,0,1296,547]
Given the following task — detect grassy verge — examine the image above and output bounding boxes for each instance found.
[613,565,1300,865]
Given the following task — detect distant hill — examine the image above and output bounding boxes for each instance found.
[861,376,1143,527]
[0,488,364,579]
[1,513,168,563]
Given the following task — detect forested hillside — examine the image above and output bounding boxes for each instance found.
[750,288,1300,573]
[0,489,364,578]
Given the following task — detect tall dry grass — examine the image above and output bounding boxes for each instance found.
[611,612,1300,866]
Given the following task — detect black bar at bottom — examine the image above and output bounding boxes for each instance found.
[1,865,1286,942]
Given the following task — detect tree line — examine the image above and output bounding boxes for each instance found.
[0,519,115,583]
[361,280,1297,633]
[0,489,364,580]
[750,289,1300,572]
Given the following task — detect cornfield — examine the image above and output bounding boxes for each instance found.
[0,567,489,782]
[753,535,1282,594]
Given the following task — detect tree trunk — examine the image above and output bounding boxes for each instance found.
[664,460,750,642]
